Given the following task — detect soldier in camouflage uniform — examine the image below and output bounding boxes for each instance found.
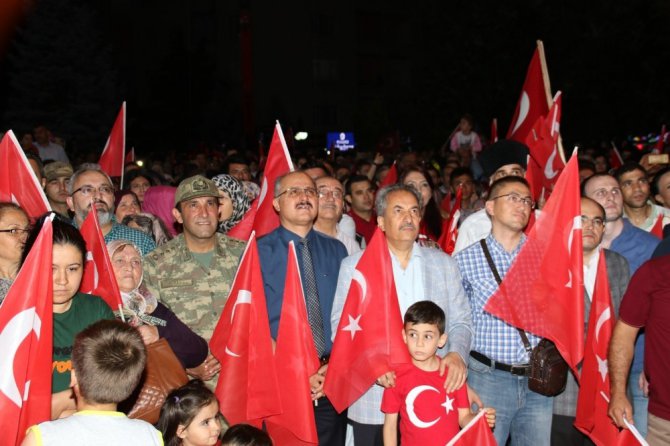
[143,175,245,381]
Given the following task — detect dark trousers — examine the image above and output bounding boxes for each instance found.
[551,415,596,446]
[350,420,383,446]
[315,396,347,446]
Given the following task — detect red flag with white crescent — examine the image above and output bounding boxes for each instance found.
[79,206,124,313]
[438,185,462,255]
[0,217,53,446]
[446,410,497,446]
[0,130,51,218]
[98,102,126,183]
[210,232,281,426]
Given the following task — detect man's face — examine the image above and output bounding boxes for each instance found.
[584,176,623,222]
[346,180,374,214]
[229,163,251,181]
[66,171,115,225]
[490,163,525,182]
[46,176,70,205]
[655,171,670,207]
[377,190,420,245]
[316,177,344,223]
[594,156,608,173]
[273,172,317,229]
[34,126,49,144]
[486,182,532,233]
[619,169,650,209]
[581,198,606,253]
[451,174,475,201]
[173,196,219,242]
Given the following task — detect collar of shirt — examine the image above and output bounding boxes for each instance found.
[583,246,601,301]
[486,232,526,258]
[390,242,425,315]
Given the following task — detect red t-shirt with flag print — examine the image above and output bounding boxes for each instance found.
[381,364,469,445]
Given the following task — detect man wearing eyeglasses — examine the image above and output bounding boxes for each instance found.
[454,176,552,445]
[582,172,660,437]
[616,163,670,233]
[552,197,630,443]
[66,163,156,255]
[314,176,361,255]
[258,171,350,446]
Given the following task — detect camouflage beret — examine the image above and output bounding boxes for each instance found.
[44,161,74,181]
[175,175,220,206]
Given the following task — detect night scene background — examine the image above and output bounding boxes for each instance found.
[1,1,669,163]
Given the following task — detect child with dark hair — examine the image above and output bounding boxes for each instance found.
[381,301,496,445]
[221,424,273,446]
[22,319,162,445]
[158,380,224,446]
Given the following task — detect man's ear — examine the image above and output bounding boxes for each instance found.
[401,328,407,344]
[172,208,183,224]
[345,194,352,206]
[377,215,385,231]
[273,197,281,213]
[66,196,75,212]
[484,199,494,217]
[70,369,78,388]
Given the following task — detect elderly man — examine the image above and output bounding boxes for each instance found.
[552,197,630,443]
[331,183,473,445]
[66,163,155,255]
[313,176,361,255]
[142,175,245,381]
[44,161,73,218]
[455,176,551,445]
[582,172,660,436]
[258,171,350,446]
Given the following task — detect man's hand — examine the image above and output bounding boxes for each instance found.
[639,372,649,397]
[376,371,396,388]
[309,364,328,400]
[439,352,467,393]
[608,392,634,429]
[186,354,221,381]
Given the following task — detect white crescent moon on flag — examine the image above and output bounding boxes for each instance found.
[258,178,268,207]
[225,289,252,357]
[352,269,367,302]
[511,91,530,135]
[405,385,440,428]
[564,216,582,288]
[544,148,559,179]
[595,307,611,344]
[82,251,99,294]
[0,308,41,407]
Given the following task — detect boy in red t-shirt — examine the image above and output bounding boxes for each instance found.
[381,301,495,445]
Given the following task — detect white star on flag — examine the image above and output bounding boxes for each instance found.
[442,395,455,414]
[342,314,362,340]
[596,354,608,382]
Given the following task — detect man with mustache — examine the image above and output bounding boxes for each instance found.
[67,163,155,255]
[331,183,473,445]
[313,175,361,255]
[258,171,350,446]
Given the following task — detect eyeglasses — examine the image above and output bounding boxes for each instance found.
[71,185,114,196]
[275,187,317,199]
[318,188,344,199]
[489,193,535,208]
[591,188,621,200]
[581,216,605,229]
[0,228,31,237]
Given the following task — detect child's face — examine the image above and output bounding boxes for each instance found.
[402,323,447,363]
[178,401,222,446]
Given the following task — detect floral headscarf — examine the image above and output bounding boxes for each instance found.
[212,174,251,233]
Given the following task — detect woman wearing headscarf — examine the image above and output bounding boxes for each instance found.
[211,174,250,234]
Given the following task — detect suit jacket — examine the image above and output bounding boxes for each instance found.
[553,249,630,417]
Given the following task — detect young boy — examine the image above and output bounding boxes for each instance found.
[381,301,495,445]
[22,320,162,445]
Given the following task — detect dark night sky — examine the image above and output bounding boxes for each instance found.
[2,1,670,157]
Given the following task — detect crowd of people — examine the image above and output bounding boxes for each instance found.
[2,119,670,446]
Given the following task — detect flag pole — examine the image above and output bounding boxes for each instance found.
[119,101,127,189]
[536,40,567,164]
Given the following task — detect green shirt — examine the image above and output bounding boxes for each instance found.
[52,293,115,393]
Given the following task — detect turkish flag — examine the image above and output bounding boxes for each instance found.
[265,242,319,445]
[324,228,411,413]
[491,118,498,144]
[79,206,124,313]
[378,162,398,189]
[484,153,584,375]
[0,217,53,446]
[438,185,462,255]
[0,130,51,218]
[226,198,257,241]
[252,122,294,239]
[446,410,496,446]
[610,146,624,170]
[506,44,551,142]
[650,213,664,239]
[525,92,565,201]
[98,102,126,181]
[574,254,641,446]
[210,232,282,426]
[125,146,135,164]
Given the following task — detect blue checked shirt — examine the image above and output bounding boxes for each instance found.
[454,234,540,365]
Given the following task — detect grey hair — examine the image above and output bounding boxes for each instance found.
[273,171,314,198]
[375,183,423,216]
[68,163,114,195]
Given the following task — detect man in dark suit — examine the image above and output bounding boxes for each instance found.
[551,196,630,444]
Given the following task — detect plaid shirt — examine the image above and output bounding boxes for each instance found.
[454,234,540,365]
[105,221,156,256]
